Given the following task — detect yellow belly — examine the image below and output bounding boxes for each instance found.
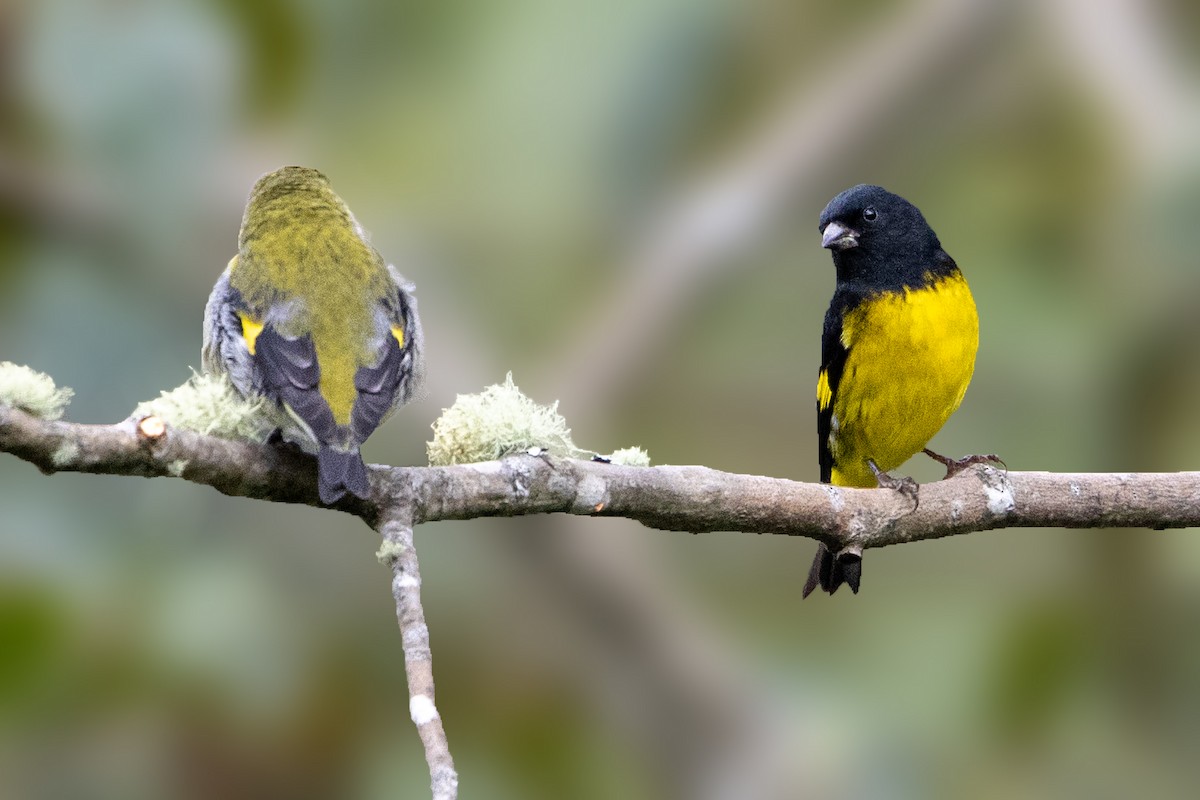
[828,273,978,488]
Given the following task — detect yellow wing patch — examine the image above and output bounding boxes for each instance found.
[238,313,264,355]
[816,368,833,411]
[390,325,405,349]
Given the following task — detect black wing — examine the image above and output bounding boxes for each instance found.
[817,289,856,484]
[350,333,403,443]
[254,325,339,446]
[349,284,420,442]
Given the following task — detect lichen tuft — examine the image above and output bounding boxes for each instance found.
[133,372,273,442]
[427,373,589,465]
[0,362,74,420]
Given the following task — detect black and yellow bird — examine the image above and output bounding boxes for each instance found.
[804,184,996,597]
[203,167,425,505]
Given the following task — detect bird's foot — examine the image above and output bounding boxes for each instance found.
[922,448,1005,479]
[266,429,307,457]
[868,459,919,509]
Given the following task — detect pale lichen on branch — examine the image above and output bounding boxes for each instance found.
[5,401,1200,549]
[6,368,1200,800]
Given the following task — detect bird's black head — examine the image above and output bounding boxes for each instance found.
[818,184,953,290]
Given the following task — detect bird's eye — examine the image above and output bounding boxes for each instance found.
[862,207,878,222]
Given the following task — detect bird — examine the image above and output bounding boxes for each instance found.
[803,184,997,597]
[203,166,425,504]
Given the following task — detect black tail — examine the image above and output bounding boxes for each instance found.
[317,447,370,504]
[802,543,862,598]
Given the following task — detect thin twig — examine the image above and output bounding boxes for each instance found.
[7,404,1200,799]
[376,504,458,800]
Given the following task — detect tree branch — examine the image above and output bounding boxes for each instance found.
[376,505,458,800]
[5,405,1198,550]
[6,405,1200,799]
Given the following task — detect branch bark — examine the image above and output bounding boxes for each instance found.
[376,505,457,800]
[6,404,1200,798]
[5,405,1199,548]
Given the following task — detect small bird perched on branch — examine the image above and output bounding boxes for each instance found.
[805,184,998,597]
[203,166,425,504]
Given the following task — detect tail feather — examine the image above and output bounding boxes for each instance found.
[317,447,370,504]
[802,544,862,597]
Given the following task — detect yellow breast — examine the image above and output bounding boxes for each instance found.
[827,272,978,487]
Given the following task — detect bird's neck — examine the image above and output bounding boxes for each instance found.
[833,247,957,293]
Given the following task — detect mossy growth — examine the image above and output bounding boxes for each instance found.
[133,371,273,442]
[427,373,650,467]
[0,362,74,420]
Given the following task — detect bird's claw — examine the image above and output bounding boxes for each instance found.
[923,448,1005,479]
[868,459,920,509]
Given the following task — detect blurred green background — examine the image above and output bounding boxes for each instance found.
[3,0,1200,798]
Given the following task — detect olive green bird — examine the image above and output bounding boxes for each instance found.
[203,166,425,504]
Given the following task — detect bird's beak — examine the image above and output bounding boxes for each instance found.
[821,221,858,250]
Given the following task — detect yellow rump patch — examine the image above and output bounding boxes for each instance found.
[390,325,405,349]
[239,313,264,355]
[226,254,238,272]
[816,369,832,411]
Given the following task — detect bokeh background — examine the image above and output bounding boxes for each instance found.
[3,0,1200,797]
